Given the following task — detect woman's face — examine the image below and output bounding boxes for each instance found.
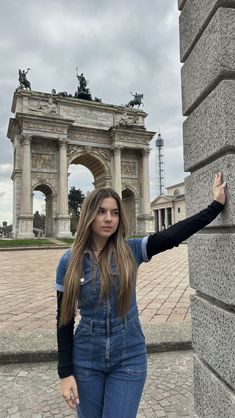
[91,197,120,243]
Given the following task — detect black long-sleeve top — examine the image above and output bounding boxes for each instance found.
[56,200,224,378]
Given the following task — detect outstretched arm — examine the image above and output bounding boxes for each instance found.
[146,173,226,258]
[57,292,79,411]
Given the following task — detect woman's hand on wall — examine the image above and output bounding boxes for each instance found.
[213,172,227,205]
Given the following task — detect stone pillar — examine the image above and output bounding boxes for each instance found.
[158,209,162,232]
[59,139,68,215]
[12,135,21,237]
[142,149,152,215]
[164,208,169,229]
[137,148,154,234]
[56,139,72,238]
[113,146,122,197]
[178,1,235,416]
[18,135,34,238]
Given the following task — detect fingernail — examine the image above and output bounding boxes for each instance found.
[76,399,80,404]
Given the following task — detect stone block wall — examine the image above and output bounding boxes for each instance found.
[178,1,235,416]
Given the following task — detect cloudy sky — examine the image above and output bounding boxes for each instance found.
[0,0,185,225]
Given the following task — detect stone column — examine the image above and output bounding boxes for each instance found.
[137,148,154,234]
[20,135,31,215]
[142,149,151,215]
[164,208,169,229]
[12,135,21,237]
[56,138,72,238]
[18,135,34,238]
[113,146,122,197]
[59,139,68,216]
[158,209,162,232]
[170,206,174,226]
[178,1,235,416]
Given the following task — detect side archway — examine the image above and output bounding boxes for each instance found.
[122,187,136,236]
[33,183,55,237]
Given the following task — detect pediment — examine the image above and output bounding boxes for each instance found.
[151,195,173,206]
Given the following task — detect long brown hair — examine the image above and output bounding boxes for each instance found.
[60,187,137,326]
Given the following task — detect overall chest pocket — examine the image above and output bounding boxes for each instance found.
[110,262,119,291]
[78,268,98,307]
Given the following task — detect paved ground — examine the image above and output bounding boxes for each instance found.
[0,244,192,331]
[0,351,197,418]
[0,244,198,417]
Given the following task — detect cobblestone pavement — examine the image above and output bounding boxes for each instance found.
[0,245,193,331]
[0,350,197,418]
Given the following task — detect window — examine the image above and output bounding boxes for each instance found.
[178,207,181,213]
[174,188,180,196]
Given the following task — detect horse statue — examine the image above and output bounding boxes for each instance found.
[18,68,31,90]
[126,92,144,108]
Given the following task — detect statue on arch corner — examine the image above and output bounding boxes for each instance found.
[126,92,144,108]
[18,68,31,90]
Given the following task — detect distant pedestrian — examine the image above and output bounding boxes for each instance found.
[55,173,226,418]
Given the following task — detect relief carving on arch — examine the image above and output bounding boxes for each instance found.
[67,145,79,159]
[116,133,148,145]
[97,148,111,162]
[29,98,59,116]
[32,153,55,169]
[121,161,137,177]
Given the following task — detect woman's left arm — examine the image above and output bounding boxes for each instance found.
[147,172,227,258]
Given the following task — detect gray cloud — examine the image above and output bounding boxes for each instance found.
[0,0,184,223]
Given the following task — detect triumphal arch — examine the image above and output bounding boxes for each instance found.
[7,89,155,238]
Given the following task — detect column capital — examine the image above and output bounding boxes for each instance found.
[111,144,123,152]
[58,138,68,148]
[21,134,32,146]
[142,148,151,157]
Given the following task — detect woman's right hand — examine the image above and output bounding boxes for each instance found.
[60,375,79,410]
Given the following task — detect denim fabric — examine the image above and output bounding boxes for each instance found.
[73,309,147,418]
[55,238,150,418]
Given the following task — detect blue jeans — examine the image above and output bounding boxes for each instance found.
[73,311,147,418]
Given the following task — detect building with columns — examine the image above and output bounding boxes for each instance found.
[7,89,155,238]
[150,181,186,231]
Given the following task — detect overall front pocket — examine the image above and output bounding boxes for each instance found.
[73,325,95,381]
[122,321,147,376]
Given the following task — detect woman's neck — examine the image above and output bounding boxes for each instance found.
[91,238,108,252]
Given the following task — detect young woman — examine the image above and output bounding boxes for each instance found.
[55,173,226,418]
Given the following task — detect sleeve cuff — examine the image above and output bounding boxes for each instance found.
[212,200,225,210]
[141,236,151,262]
[58,365,73,379]
[55,283,64,292]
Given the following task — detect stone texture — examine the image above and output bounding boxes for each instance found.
[178,0,187,11]
[179,0,235,61]
[185,154,235,226]
[188,234,235,305]
[181,8,235,115]
[191,295,235,389]
[183,80,235,172]
[0,352,197,418]
[193,355,235,417]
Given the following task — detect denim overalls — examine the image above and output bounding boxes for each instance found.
[55,237,150,418]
